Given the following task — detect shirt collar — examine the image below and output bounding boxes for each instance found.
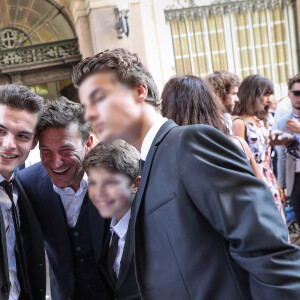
[53,173,88,196]
[110,209,131,239]
[140,117,168,161]
[0,173,17,209]
[0,173,14,183]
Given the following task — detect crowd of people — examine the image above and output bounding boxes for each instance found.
[1,48,300,300]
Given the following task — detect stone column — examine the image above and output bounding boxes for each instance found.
[84,0,174,92]
[70,0,94,58]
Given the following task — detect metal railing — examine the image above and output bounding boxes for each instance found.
[0,38,80,67]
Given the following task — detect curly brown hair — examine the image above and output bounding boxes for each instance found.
[206,70,240,100]
[38,96,90,143]
[72,48,160,108]
[161,75,229,134]
[83,140,140,183]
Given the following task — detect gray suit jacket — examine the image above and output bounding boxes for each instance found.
[132,120,300,300]
[276,112,297,197]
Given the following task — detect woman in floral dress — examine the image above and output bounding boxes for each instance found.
[232,74,286,222]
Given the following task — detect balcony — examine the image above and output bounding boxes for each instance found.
[0,38,81,73]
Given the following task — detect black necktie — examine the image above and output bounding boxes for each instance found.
[139,159,145,173]
[0,179,28,295]
[106,231,119,283]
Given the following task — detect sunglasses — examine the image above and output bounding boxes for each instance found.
[291,90,300,96]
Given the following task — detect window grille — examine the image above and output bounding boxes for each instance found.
[165,0,299,98]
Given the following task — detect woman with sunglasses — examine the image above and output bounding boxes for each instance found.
[232,74,287,223]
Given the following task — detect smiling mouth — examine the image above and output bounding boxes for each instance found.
[0,153,19,159]
[52,167,70,175]
[98,199,115,208]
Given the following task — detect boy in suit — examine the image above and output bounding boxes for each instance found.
[83,140,141,300]
[0,84,45,300]
[73,48,300,299]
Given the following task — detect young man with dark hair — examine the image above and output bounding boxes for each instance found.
[0,84,45,300]
[207,70,240,135]
[18,97,112,300]
[83,140,141,300]
[74,48,300,299]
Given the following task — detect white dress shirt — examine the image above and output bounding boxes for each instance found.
[140,117,168,161]
[110,209,131,278]
[53,173,88,228]
[0,173,20,300]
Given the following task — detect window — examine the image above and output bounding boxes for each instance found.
[165,0,298,98]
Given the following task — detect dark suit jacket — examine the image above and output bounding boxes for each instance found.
[18,162,112,300]
[99,219,140,300]
[0,177,46,300]
[132,120,300,300]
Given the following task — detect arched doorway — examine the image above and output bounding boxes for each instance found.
[0,0,81,100]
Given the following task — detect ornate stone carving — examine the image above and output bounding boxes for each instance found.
[0,27,31,50]
[164,0,294,10]
[0,38,80,67]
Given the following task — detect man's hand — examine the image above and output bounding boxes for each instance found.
[286,119,300,133]
[269,130,295,146]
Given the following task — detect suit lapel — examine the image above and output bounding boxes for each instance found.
[88,195,105,264]
[37,174,74,271]
[132,120,177,225]
[0,207,9,295]
[14,177,37,299]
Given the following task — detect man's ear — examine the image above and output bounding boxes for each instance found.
[135,83,148,104]
[31,135,39,150]
[132,176,141,194]
[84,135,94,154]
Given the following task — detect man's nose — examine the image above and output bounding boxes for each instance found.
[3,133,16,150]
[51,153,64,169]
[85,105,98,123]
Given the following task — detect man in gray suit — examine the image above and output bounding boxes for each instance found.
[277,73,300,224]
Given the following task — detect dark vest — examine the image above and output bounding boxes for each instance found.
[68,197,105,300]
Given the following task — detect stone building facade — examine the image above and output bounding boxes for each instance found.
[0,0,299,99]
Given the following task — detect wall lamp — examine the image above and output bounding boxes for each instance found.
[114,0,130,38]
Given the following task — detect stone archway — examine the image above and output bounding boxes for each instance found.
[0,0,81,99]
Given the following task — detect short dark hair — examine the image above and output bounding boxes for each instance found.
[83,140,140,183]
[233,74,273,120]
[161,75,229,134]
[206,70,240,100]
[0,84,43,116]
[38,96,90,142]
[288,73,300,90]
[72,48,160,109]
